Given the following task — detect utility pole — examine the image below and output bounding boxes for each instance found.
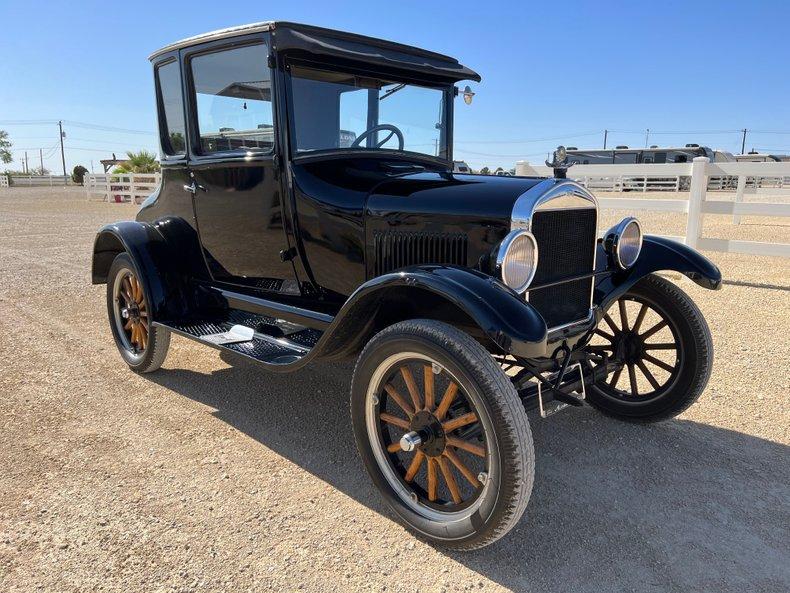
[40,148,44,174]
[603,129,608,149]
[645,128,650,148]
[58,120,67,177]
[740,129,747,155]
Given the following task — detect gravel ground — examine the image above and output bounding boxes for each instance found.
[1,187,788,593]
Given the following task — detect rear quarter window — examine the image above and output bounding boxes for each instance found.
[155,60,187,156]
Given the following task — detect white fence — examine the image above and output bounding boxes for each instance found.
[85,173,161,204]
[8,175,73,187]
[516,158,790,258]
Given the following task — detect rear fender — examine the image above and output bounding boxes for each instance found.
[91,218,203,322]
[315,265,548,359]
[595,235,722,310]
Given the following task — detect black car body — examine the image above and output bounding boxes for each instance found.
[92,22,722,550]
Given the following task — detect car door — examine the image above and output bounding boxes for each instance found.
[183,37,299,294]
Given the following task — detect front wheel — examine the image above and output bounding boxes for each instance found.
[585,274,713,422]
[351,320,534,551]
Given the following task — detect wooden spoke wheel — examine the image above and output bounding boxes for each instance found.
[351,320,534,550]
[374,357,488,511]
[588,291,683,402]
[113,268,150,354]
[106,252,170,373]
[585,274,713,422]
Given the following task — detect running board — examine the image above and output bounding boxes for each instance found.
[154,310,322,367]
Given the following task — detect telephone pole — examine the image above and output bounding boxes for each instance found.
[740,129,747,155]
[58,120,67,176]
[603,129,608,149]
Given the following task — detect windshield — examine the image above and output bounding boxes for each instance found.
[289,65,449,158]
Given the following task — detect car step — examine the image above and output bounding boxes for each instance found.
[155,310,322,367]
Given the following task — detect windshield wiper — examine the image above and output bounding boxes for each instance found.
[379,84,406,101]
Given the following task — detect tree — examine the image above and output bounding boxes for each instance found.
[72,165,89,185]
[0,130,12,164]
[114,150,160,174]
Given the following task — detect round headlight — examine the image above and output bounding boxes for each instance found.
[497,230,538,293]
[605,217,643,269]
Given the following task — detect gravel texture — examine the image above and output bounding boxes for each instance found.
[1,187,788,593]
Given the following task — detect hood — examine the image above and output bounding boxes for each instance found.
[366,172,545,270]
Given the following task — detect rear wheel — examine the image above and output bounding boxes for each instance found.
[106,252,170,373]
[351,319,534,550]
[586,274,712,422]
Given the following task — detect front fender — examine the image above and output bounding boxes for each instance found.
[91,219,197,323]
[595,235,722,310]
[315,265,548,359]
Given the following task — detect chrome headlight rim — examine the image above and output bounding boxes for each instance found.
[606,217,643,270]
[496,229,539,293]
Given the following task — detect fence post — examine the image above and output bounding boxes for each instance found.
[686,157,709,249]
[733,174,746,225]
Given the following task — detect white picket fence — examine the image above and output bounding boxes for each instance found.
[85,173,161,204]
[516,158,790,258]
[8,175,73,187]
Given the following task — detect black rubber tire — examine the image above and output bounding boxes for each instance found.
[106,252,170,374]
[587,274,713,423]
[350,319,534,551]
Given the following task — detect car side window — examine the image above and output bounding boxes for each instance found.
[155,61,187,156]
[190,43,274,154]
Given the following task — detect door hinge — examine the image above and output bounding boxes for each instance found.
[279,247,298,262]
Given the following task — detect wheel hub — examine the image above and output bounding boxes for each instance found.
[408,410,446,457]
[616,331,643,363]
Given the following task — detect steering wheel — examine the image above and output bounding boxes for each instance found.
[351,124,404,150]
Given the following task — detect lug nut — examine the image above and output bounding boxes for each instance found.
[400,431,423,452]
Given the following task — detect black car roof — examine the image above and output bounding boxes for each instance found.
[149,21,481,83]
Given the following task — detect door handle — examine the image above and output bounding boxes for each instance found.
[183,181,206,195]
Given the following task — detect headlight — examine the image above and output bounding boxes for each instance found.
[497,230,538,293]
[605,217,643,269]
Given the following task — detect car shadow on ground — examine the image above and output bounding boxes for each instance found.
[146,354,790,593]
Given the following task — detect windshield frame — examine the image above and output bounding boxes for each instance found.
[283,58,455,165]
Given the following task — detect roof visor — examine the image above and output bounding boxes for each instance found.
[272,24,481,83]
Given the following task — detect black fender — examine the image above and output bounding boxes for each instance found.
[594,235,722,311]
[313,264,548,359]
[91,217,205,323]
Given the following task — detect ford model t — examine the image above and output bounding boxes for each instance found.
[92,22,721,550]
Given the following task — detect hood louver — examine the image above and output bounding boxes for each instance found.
[373,231,468,276]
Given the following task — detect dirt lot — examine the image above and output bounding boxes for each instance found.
[1,187,788,593]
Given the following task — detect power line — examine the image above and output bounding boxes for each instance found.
[62,120,156,135]
[0,119,156,135]
[0,119,59,125]
[454,131,601,145]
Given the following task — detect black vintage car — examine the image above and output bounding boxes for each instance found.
[92,22,721,550]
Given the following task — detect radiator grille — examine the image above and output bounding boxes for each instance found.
[374,231,467,276]
[528,208,597,328]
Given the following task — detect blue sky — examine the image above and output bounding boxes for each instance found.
[2,0,789,172]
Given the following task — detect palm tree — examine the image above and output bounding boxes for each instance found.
[114,150,160,173]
